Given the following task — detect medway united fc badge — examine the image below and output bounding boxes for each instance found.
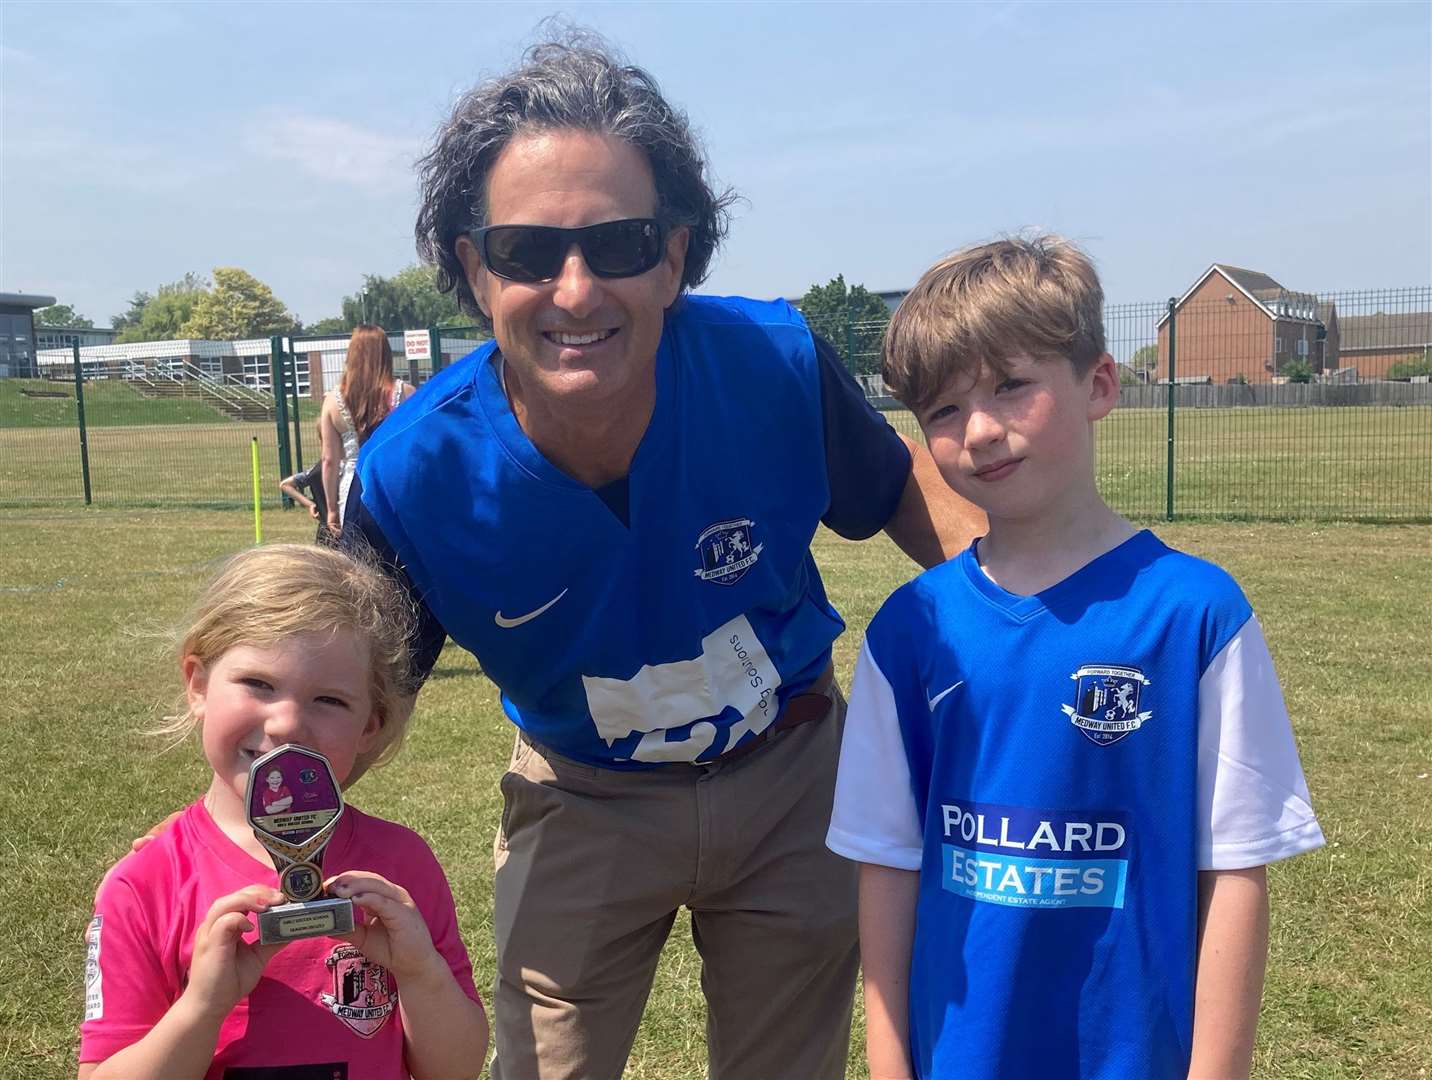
[1061,665,1152,746]
[322,944,395,1038]
[694,518,763,586]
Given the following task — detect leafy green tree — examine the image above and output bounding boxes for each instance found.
[305,316,351,336]
[1130,344,1159,372]
[111,291,152,335]
[114,275,211,343]
[1386,354,1432,380]
[336,264,465,330]
[180,268,299,340]
[1280,359,1313,384]
[35,304,94,329]
[795,275,891,375]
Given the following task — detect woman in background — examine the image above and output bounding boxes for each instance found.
[320,324,409,537]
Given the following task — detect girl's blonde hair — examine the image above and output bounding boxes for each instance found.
[158,544,417,767]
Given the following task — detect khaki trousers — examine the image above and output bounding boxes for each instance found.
[489,692,859,1080]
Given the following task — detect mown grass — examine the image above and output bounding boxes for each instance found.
[1,510,1427,1077]
[2,378,325,431]
[885,405,1432,523]
[0,421,297,509]
[0,377,236,428]
[5,404,1429,522]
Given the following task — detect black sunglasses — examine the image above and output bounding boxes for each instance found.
[469,218,669,284]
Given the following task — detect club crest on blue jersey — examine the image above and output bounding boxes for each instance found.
[693,518,763,585]
[1061,665,1152,746]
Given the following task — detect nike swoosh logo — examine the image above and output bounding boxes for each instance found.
[494,589,568,629]
[927,681,964,711]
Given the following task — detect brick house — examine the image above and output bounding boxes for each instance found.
[1334,312,1432,379]
[1155,265,1338,383]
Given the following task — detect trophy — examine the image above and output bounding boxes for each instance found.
[246,744,355,944]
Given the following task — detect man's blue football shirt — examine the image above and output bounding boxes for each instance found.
[351,294,909,767]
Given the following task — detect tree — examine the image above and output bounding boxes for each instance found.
[305,316,351,336]
[1387,354,1432,380]
[795,275,891,375]
[334,264,465,331]
[35,304,94,329]
[1280,359,1313,384]
[114,274,211,343]
[111,291,152,335]
[1130,344,1159,372]
[180,268,299,340]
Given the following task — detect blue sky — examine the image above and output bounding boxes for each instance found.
[3,1,1429,327]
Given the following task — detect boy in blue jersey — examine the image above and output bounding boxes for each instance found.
[827,236,1324,1080]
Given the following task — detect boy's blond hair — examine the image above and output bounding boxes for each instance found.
[882,234,1106,415]
[158,544,417,767]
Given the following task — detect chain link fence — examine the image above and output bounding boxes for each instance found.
[3,287,1429,521]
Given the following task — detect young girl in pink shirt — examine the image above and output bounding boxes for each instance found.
[80,544,488,1079]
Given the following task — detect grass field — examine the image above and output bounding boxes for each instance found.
[1,378,325,430]
[888,406,1432,522]
[1,380,322,509]
[1,378,236,428]
[5,403,1429,521]
[0,421,297,509]
[1,509,1428,1077]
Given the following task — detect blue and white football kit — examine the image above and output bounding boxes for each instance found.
[828,531,1324,1079]
[349,294,909,766]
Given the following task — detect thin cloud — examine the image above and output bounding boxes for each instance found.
[3,131,208,193]
[243,112,424,193]
[737,63,1420,187]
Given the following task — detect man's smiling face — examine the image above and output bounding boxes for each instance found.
[457,128,688,416]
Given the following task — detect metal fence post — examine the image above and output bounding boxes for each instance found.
[269,337,292,502]
[844,299,855,374]
[1165,298,1177,522]
[72,342,92,505]
[287,342,304,472]
[430,326,444,375]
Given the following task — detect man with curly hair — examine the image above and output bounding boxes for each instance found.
[344,31,981,1079]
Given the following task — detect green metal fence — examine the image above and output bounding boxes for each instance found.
[0,326,488,510]
[802,286,1431,523]
[1091,287,1431,522]
[277,325,488,479]
[1,341,293,510]
[3,291,1428,522]
[801,313,889,378]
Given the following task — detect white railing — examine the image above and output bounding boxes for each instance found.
[128,358,275,415]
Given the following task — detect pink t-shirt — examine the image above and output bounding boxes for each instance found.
[81,799,479,1077]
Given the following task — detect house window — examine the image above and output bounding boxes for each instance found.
[1297,339,1309,357]
[1274,336,1283,354]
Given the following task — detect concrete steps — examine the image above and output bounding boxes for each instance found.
[134,379,274,422]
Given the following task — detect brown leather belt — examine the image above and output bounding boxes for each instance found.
[716,661,837,765]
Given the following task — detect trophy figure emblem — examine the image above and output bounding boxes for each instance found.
[246,744,355,944]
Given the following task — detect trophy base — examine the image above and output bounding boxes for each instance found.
[258,896,354,944]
